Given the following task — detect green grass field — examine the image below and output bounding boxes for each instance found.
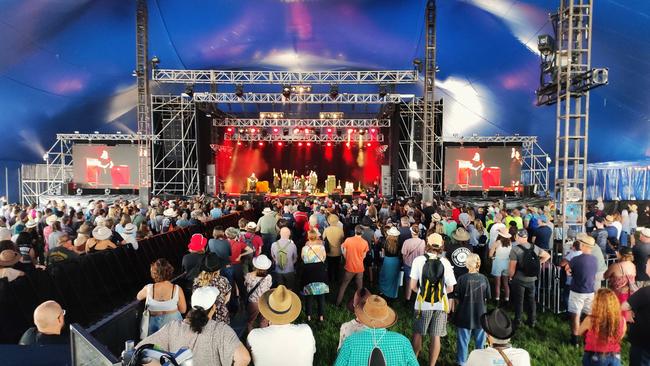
[297,289,630,366]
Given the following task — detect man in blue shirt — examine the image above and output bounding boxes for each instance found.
[531,216,553,250]
[210,202,223,219]
[335,295,418,366]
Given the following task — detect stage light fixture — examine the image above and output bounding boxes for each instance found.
[329,85,339,99]
[273,128,279,133]
[370,128,376,133]
[260,112,284,119]
[227,127,233,132]
[250,128,256,133]
[306,142,312,147]
[347,128,354,134]
[298,142,303,147]
[283,129,289,136]
[239,129,245,133]
[366,142,372,147]
[235,84,244,98]
[258,142,264,147]
[181,85,194,98]
[326,142,332,147]
[537,34,555,56]
[293,128,300,134]
[345,142,351,148]
[327,128,332,133]
[378,84,388,98]
[282,85,291,98]
[320,112,344,119]
[237,141,242,146]
[151,56,160,68]
[277,142,283,147]
[304,129,310,134]
[291,85,312,94]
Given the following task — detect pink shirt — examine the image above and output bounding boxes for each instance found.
[401,237,425,267]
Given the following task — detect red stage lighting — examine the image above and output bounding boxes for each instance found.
[306,142,312,147]
[326,142,332,147]
[345,142,350,148]
[367,142,372,147]
[304,129,310,134]
[258,142,264,147]
[250,128,256,133]
[347,128,354,134]
[327,128,332,133]
[294,128,300,134]
[273,128,279,133]
[298,142,303,147]
[277,142,283,147]
[237,141,242,146]
[239,129,245,133]
[370,128,376,133]
[227,127,233,132]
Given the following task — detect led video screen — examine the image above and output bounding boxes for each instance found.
[72,144,139,189]
[444,146,522,191]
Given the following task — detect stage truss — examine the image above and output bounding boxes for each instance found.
[193,92,415,104]
[151,96,199,196]
[20,134,156,205]
[214,118,390,128]
[223,133,385,143]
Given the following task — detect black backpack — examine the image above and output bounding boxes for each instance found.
[518,244,540,277]
[418,254,446,305]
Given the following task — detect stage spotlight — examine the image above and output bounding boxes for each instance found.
[181,85,194,98]
[366,142,372,147]
[345,142,351,148]
[370,128,376,133]
[537,34,555,56]
[329,85,339,99]
[151,56,160,68]
[227,127,233,132]
[327,128,332,133]
[237,141,242,146]
[326,142,332,147]
[250,128,256,133]
[293,128,301,134]
[306,142,312,147]
[282,85,291,98]
[235,84,244,98]
[273,128,279,133]
[378,84,388,98]
[277,142,283,147]
[347,128,354,134]
[239,129,245,133]
[298,142,303,147]
[283,129,289,136]
[258,142,264,147]
[304,129,310,134]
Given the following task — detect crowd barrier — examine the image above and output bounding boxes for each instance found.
[0,211,254,345]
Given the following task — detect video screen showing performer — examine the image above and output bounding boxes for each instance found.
[72,144,139,189]
[444,146,523,191]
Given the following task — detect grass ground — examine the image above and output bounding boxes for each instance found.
[296,286,630,366]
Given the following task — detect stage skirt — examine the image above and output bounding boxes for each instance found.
[379,256,401,299]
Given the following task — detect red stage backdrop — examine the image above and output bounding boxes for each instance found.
[215,141,386,193]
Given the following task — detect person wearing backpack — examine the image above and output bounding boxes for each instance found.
[409,233,456,366]
[245,255,273,333]
[271,227,298,291]
[508,229,550,329]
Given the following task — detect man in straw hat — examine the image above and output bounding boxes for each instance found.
[561,233,598,345]
[335,294,418,365]
[633,227,650,289]
[247,285,315,366]
[466,308,531,366]
[409,233,456,366]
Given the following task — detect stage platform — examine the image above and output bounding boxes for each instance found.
[223,191,369,201]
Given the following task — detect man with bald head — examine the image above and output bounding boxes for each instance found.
[271,227,297,291]
[19,300,68,345]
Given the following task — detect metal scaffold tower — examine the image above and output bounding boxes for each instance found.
[136,0,152,200]
[536,0,607,238]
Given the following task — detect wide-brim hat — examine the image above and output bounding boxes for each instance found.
[432,213,442,222]
[246,222,257,230]
[387,227,400,237]
[74,234,88,247]
[628,204,638,211]
[123,223,136,236]
[252,254,272,270]
[25,220,38,229]
[576,232,596,247]
[262,207,273,215]
[77,223,91,235]
[92,226,112,241]
[46,215,57,226]
[641,227,650,239]
[163,208,177,217]
[201,253,228,272]
[188,233,207,252]
[258,285,302,325]
[480,308,515,340]
[327,214,339,225]
[0,249,21,267]
[355,295,397,329]
[453,227,470,241]
[497,228,511,239]
[605,215,614,223]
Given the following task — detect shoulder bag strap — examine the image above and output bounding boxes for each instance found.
[308,244,325,262]
[495,348,514,366]
[247,276,265,300]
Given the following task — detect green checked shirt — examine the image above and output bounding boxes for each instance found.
[335,328,418,366]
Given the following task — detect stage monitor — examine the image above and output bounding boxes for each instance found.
[72,144,139,190]
[444,146,522,192]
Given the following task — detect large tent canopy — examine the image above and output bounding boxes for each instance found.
[0,0,648,164]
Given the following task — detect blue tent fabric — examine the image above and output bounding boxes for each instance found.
[585,161,650,200]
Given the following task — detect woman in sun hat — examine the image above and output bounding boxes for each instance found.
[378,226,402,301]
[137,286,251,366]
[335,295,417,365]
[85,226,116,253]
[0,247,24,282]
[248,285,315,366]
[244,254,273,333]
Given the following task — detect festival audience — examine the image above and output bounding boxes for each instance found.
[466,308,531,366]
[301,229,330,322]
[578,288,626,366]
[489,228,512,303]
[632,228,650,289]
[336,225,369,306]
[244,254,273,333]
[604,246,636,322]
[622,263,650,366]
[337,287,370,350]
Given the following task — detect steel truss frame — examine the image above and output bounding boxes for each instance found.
[20,134,155,205]
[151,95,199,196]
[153,70,419,85]
[443,135,550,192]
[193,92,415,104]
[136,0,152,194]
[214,118,390,128]
[223,133,384,143]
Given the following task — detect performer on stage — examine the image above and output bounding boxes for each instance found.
[299,175,307,192]
[247,173,258,192]
[309,170,318,193]
[469,152,485,187]
[273,169,280,192]
[281,170,289,191]
[510,148,523,187]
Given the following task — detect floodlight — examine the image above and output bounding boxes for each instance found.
[282,85,291,98]
[537,35,555,55]
[181,85,194,98]
[235,84,244,98]
[329,85,339,99]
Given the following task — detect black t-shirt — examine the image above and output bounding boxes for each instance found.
[422,206,435,229]
[398,227,412,247]
[47,247,79,266]
[633,243,650,281]
[19,327,68,345]
[454,272,491,329]
[445,242,473,280]
[628,286,650,347]
[533,226,553,250]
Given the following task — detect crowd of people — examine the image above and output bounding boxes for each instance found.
[2,196,650,365]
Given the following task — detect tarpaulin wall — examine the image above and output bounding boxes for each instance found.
[585,161,650,200]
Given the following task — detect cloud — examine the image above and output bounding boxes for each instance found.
[435,76,496,136]
[258,49,368,71]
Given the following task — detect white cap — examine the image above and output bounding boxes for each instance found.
[191,286,220,310]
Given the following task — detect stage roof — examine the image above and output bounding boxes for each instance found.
[0,0,648,163]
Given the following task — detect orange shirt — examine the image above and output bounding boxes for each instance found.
[342,236,369,273]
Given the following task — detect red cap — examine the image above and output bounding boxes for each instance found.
[188,233,207,252]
